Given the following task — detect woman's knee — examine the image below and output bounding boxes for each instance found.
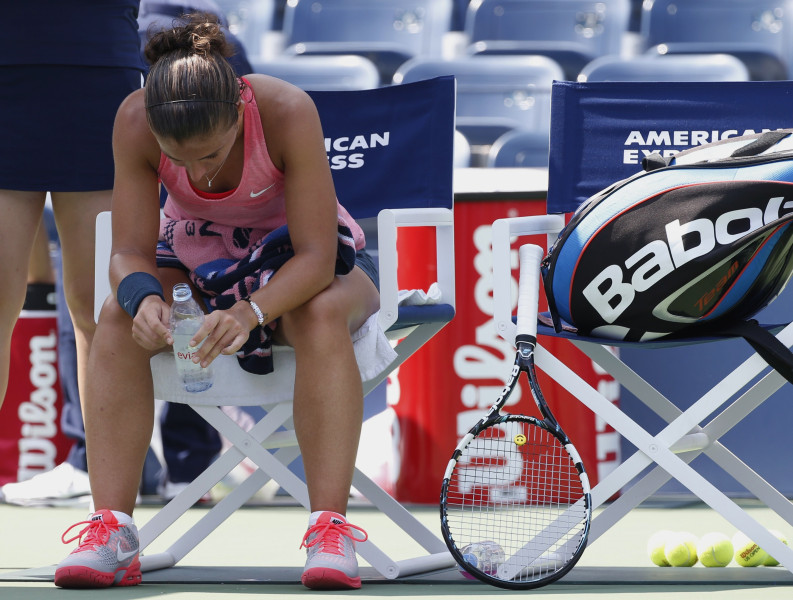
[96,294,132,332]
[62,283,99,336]
[282,288,349,340]
[0,281,27,330]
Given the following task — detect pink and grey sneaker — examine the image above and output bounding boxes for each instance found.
[300,511,368,589]
[54,509,141,588]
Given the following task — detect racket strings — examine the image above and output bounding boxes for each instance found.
[446,419,588,583]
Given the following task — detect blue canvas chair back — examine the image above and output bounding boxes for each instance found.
[306,76,457,333]
[307,76,455,219]
[547,80,793,215]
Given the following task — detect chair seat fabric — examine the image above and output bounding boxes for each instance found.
[151,311,397,407]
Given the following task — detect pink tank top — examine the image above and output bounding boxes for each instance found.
[158,82,365,248]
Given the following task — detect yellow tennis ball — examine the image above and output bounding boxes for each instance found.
[732,531,768,567]
[665,532,698,567]
[763,529,789,567]
[647,530,673,567]
[697,532,733,567]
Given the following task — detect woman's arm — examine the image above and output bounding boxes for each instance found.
[194,76,345,364]
[231,76,341,328]
[109,89,172,350]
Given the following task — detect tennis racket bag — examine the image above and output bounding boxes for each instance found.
[542,129,793,382]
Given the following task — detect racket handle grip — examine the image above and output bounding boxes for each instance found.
[516,244,544,340]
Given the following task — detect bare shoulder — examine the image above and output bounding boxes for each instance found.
[244,73,319,122]
[115,89,149,135]
[243,74,324,169]
[114,88,160,166]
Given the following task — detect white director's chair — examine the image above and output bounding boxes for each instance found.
[491,80,793,573]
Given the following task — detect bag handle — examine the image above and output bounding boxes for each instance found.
[730,130,792,158]
[717,320,793,385]
[642,130,793,172]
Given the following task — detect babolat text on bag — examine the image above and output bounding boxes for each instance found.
[543,129,793,382]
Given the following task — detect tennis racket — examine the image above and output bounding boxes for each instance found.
[440,244,591,590]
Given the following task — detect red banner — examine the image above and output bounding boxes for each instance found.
[388,198,621,504]
[0,310,73,485]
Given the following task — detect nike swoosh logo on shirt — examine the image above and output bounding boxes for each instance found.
[250,183,276,198]
[116,546,139,562]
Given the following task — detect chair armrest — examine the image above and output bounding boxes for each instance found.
[492,214,565,343]
[377,207,455,332]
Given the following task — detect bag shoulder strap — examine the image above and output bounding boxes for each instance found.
[716,319,793,385]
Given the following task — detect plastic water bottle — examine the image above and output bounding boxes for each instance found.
[458,541,505,579]
[169,283,214,393]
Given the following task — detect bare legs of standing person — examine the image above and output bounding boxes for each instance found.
[0,190,109,505]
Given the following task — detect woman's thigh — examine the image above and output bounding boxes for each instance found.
[274,266,380,347]
[0,190,47,320]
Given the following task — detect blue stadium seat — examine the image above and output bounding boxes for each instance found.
[250,55,380,90]
[393,55,563,147]
[282,0,453,85]
[486,129,549,168]
[578,53,750,82]
[451,0,470,30]
[464,0,631,80]
[641,0,793,80]
[454,129,472,167]
[138,1,255,76]
[212,0,277,59]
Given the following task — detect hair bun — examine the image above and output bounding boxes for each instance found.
[144,12,233,65]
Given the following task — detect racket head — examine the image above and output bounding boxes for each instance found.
[440,415,591,590]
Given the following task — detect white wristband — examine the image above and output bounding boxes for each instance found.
[245,298,265,327]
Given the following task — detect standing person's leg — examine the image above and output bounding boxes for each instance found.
[0,191,47,406]
[4,195,168,507]
[27,217,55,284]
[55,241,88,474]
[50,190,112,412]
[279,266,379,590]
[0,210,93,507]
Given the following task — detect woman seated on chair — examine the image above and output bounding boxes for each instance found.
[54,13,379,591]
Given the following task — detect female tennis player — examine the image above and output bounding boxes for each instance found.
[54,13,377,591]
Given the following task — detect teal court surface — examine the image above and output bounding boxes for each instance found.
[1,497,792,599]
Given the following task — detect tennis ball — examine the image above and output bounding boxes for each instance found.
[647,530,673,566]
[697,532,733,567]
[763,529,789,567]
[664,532,698,567]
[732,531,768,567]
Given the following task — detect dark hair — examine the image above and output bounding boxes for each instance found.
[144,13,241,141]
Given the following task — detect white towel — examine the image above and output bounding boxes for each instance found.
[397,282,442,306]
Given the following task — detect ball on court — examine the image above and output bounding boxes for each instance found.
[647,530,673,566]
[732,531,768,567]
[763,529,789,567]
[697,532,733,567]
